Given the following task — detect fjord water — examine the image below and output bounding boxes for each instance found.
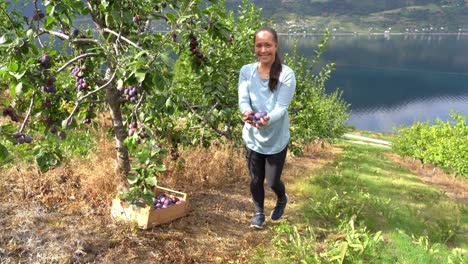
[281,34,468,132]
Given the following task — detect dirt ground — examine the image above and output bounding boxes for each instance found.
[1,139,465,263]
[0,139,337,263]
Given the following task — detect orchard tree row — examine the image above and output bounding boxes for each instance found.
[0,0,349,205]
[392,112,467,176]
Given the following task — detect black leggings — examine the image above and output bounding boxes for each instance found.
[245,146,288,214]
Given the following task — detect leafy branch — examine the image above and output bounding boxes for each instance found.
[63,69,117,127]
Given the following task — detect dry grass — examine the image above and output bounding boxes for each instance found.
[386,153,468,204]
[1,127,465,263]
[0,132,338,263]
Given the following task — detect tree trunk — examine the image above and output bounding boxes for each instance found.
[86,2,130,184]
[105,68,130,180]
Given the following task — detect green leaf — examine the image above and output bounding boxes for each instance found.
[166,96,174,108]
[144,176,157,187]
[61,119,68,129]
[142,188,155,205]
[47,5,55,16]
[117,79,123,91]
[0,144,9,162]
[135,70,146,83]
[26,29,35,38]
[135,50,148,59]
[44,16,56,29]
[101,0,110,8]
[155,163,166,172]
[165,12,176,22]
[127,173,139,184]
[34,147,61,173]
[15,82,23,95]
[7,62,18,72]
[160,53,174,67]
[0,35,9,45]
[11,71,26,80]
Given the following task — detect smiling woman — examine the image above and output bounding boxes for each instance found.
[238,26,297,229]
[254,28,282,91]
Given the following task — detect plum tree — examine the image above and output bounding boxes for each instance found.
[0,0,349,204]
[0,0,270,204]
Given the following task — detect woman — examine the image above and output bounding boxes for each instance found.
[238,26,296,229]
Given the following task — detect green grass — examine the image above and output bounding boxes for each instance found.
[261,140,467,263]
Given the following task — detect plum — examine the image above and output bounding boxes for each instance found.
[24,135,32,143]
[248,111,268,125]
[129,87,137,97]
[39,54,51,69]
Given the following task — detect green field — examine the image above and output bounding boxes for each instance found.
[259,140,468,263]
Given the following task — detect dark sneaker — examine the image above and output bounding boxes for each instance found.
[270,194,288,221]
[250,213,265,229]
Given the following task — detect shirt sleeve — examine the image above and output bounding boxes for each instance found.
[238,66,252,113]
[267,69,296,124]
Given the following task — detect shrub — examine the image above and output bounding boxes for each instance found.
[392,113,467,176]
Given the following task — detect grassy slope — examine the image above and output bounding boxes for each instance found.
[1,127,466,263]
[260,139,467,263]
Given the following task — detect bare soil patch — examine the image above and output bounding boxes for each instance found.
[0,141,338,263]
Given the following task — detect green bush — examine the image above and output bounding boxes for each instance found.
[392,113,467,176]
[172,15,350,156]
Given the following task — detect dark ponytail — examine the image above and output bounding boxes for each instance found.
[269,51,282,92]
[254,26,282,92]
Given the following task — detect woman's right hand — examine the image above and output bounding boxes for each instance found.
[242,110,255,125]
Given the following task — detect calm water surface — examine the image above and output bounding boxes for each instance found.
[281,34,468,132]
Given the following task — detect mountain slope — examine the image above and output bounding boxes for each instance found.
[227,0,468,33]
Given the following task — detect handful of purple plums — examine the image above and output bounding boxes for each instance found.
[153,192,183,210]
[247,111,268,125]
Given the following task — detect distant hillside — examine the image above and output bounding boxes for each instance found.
[7,0,468,33]
[226,0,468,33]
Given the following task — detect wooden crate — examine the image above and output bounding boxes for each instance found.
[111,186,189,229]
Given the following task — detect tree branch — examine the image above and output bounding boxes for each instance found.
[63,69,117,127]
[183,100,230,138]
[33,0,44,48]
[39,29,101,45]
[147,0,197,68]
[103,28,142,50]
[0,6,19,35]
[56,52,100,74]
[18,92,35,134]
[150,12,169,22]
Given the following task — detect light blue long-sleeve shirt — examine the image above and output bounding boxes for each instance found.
[238,62,296,154]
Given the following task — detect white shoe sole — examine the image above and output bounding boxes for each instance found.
[250,223,265,229]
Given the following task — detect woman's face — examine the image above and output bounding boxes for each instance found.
[254,30,278,66]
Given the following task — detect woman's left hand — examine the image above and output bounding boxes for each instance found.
[254,116,270,128]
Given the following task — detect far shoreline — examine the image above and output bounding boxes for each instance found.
[278,32,468,36]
